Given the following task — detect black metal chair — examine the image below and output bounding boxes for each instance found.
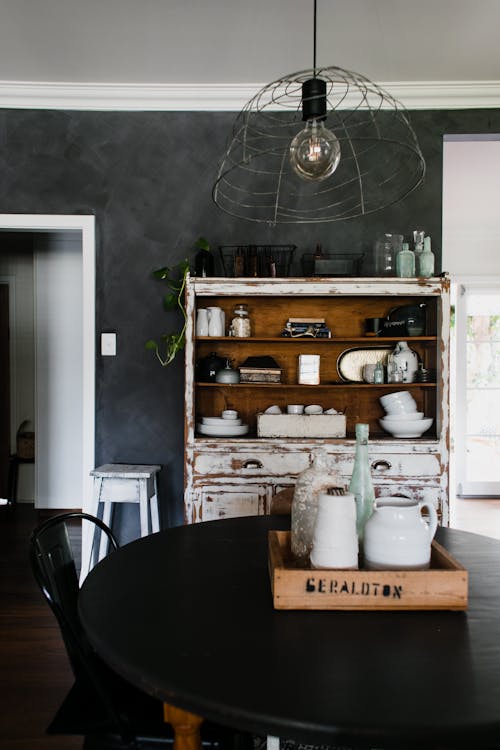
[29,511,250,750]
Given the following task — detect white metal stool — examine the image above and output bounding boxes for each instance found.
[82,463,161,579]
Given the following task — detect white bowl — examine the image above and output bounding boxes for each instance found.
[379,417,433,438]
[265,405,282,414]
[287,404,305,414]
[197,422,249,436]
[221,410,238,420]
[304,404,323,415]
[380,391,417,410]
[381,412,424,422]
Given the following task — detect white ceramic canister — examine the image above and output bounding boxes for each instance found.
[391,341,419,383]
[310,492,359,570]
[363,499,438,570]
[196,309,209,336]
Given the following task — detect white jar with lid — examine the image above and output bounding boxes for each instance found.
[230,304,251,337]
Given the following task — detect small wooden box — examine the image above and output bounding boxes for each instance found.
[257,414,346,438]
[239,367,282,383]
[268,531,468,611]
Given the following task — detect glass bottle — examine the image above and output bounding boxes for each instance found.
[417,236,435,278]
[230,304,251,337]
[291,448,342,565]
[374,233,403,276]
[396,242,415,278]
[373,360,384,384]
[413,229,425,258]
[348,424,375,542]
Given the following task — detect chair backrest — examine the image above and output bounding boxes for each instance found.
[28,512,136,743]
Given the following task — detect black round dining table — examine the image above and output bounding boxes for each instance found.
[79,515,500,750]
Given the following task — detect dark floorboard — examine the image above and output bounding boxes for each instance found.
[0,503,83,750]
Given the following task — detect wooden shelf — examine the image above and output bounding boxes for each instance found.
[196,382,437,388]
[196,336,437,343]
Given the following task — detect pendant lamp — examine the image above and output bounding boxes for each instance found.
[212,1,425,225]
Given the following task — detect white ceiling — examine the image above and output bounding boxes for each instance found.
[2,0,500,86]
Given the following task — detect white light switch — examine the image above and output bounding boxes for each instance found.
[101,333,117,356]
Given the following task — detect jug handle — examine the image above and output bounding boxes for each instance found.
[419,501,438,540]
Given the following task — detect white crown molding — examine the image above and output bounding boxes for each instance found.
[0,79,500,111]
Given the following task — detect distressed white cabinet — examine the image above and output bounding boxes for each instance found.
[183,276,450,524]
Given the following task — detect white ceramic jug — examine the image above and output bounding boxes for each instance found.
[196,309,209,336]
[207,306,224,337]
[310,492,359,570]
[363,498,438,570]
[392,341,419,384]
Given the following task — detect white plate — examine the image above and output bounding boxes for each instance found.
[197,422,249,437]
[202,416,242,426]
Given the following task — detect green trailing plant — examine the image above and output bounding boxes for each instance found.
[146,237,211,366]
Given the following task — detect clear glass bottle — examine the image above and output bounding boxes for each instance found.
[413,229,425,258]
[230,304,251,337]
[373,360,384,384]
[291,448,342,565]
[396,242,415,278]
[348,424,375,542]
[374,233,402,276]
[417,236,435,278]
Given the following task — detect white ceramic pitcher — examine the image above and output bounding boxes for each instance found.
[363,498,438,570]
[207,306,224,337]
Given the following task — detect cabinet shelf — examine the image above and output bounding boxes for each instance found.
[196,336,437,343]
[196,382,437,388]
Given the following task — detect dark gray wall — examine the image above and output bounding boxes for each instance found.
[1,107,500,530]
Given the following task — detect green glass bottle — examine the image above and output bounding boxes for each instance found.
[348,423,376,541]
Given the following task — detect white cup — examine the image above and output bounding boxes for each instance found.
[221,410,238,420]
[287,404,304,414]
[310,492,359,569]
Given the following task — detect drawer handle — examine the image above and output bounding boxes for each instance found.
[372,460,392,471]
[242,460,264,469]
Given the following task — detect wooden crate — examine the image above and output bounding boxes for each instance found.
[257,413,346,438]
[268,531,468,611]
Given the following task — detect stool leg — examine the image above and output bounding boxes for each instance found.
[139,479,150,536]
[99,500,113,561]
[150,475,160,533]
[81,476,103,581]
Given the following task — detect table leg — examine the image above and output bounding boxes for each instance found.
[163,702,203,750]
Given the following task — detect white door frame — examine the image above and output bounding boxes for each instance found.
[453,274,500,497]
[0,214,95,510]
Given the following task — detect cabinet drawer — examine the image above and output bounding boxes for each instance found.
[193,451,311,477]
[198,484,269,521]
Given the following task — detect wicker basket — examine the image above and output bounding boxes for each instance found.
[219,245,296,278]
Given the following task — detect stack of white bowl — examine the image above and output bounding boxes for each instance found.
[379,392,433,438]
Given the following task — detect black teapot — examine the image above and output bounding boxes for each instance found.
[196,352,226,382]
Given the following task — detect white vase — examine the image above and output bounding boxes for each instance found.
[392,341,419,383]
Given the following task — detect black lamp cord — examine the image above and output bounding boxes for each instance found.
[313,0,317,76]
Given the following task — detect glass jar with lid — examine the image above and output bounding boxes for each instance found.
[230,304,251,337]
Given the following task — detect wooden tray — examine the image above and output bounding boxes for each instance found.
[268,531,468,611]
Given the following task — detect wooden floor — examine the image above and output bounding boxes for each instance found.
[0,504,82,750]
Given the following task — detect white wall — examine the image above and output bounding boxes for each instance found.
[442,138,500,277]
[34,232,83,509]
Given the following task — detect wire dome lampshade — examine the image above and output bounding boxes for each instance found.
[212,66,426,225]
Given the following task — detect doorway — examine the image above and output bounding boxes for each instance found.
[0,214,95,510]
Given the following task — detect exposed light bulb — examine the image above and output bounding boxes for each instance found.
[289,118,341,181]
